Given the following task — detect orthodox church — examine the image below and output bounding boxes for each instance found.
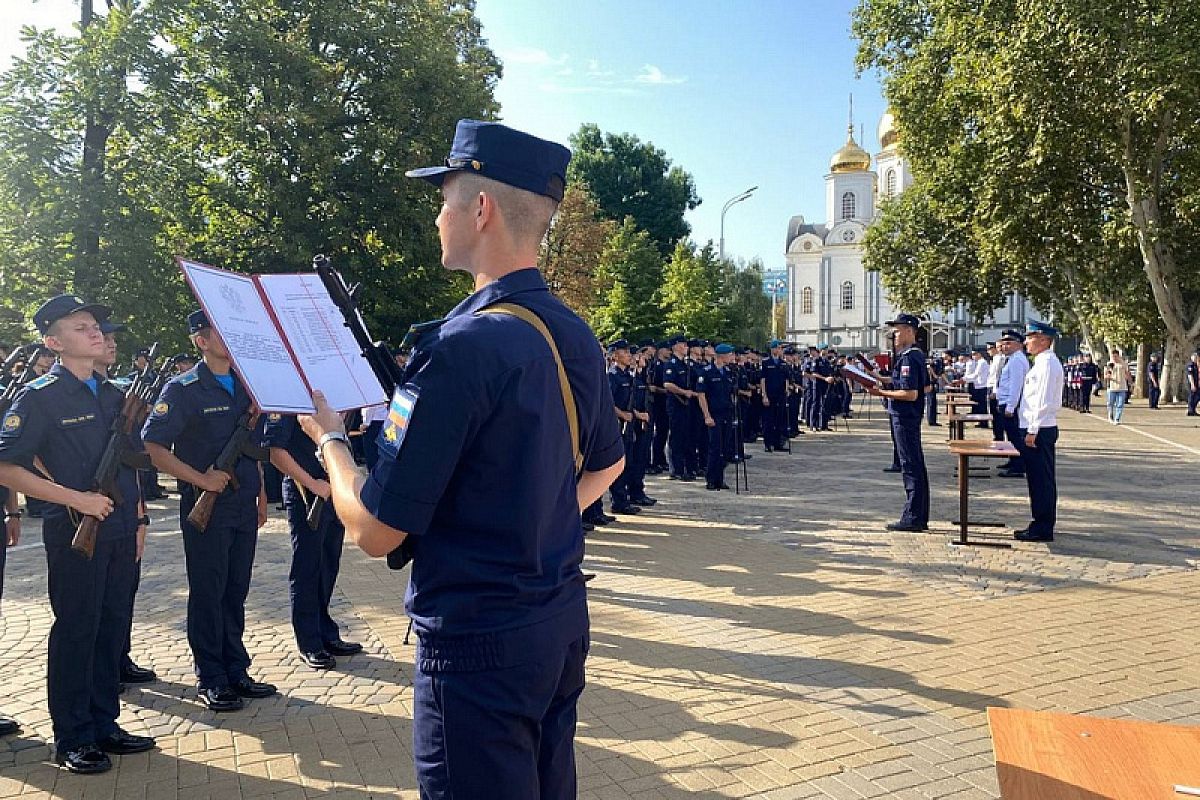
[784,109,1042,352]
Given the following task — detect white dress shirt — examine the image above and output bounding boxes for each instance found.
[986,353,1005,390]
[962,358,979,384]
[1019,350,1064,434]
[995,351,1030,413]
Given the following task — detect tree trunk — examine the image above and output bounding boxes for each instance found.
[1162,335,1189,404]
[1134,342,1147,399]
[73,0,113,300]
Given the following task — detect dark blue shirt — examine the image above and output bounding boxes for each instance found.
[262,412,325,507]
[662,356,692,403]
[889,346,928,422]
[697,364,733,416]
[359,268,622,659]
[761,357,787,398]
[141,362,261,529]
[608,364,634,412]
[0,364,142,543]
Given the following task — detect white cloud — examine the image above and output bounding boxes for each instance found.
[499,46,569,67]
[634,64,687,85]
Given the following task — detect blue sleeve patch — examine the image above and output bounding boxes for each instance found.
[377,385,419,458]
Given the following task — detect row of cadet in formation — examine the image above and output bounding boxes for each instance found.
[587,336,865,526]
[0,296,370,775]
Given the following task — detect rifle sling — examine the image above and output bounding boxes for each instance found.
[477,303,583,477]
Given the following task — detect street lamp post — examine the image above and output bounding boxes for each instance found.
[719,186,758,261]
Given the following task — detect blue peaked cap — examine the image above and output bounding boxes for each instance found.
[406,120,571,201]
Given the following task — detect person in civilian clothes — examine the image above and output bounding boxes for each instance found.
[0,295,154,773]
[1014,321,1065,542]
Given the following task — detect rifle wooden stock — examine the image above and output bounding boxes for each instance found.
[186,488,220,532]
[71,514,101,558]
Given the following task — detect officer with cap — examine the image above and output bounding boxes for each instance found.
[1014,320,1064,542]
[95,317,159,688]
[687,339,709,474]
[697,344,737,490]
[994,329,1030,478]
[0,295,154,772]
[606,339,642,515]
[1187,351,1200,416]
[662,335,696,480]
[142,310,276,711]
[759,340,788,451]
[296,119,625,799]
[627,342,657,505]
[647,341,671,472]
[868,314,930,532]
[1146,352,1162,410]
[171,352,198,376]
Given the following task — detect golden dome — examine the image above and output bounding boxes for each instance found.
[878,110,898,151]
[830,126,872,173]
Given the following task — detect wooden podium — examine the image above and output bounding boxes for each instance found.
[989,707,1200,799]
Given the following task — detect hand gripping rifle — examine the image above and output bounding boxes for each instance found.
[71,345,172,558]
[186,408,270,532]
[312,254,411,569]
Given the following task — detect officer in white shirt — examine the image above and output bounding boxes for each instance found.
[1015,321,1064,542]
[985,342,1005,439]
[994,330,1030,478]
[965,349,990,421]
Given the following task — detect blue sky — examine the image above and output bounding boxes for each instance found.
[1,0,888,268]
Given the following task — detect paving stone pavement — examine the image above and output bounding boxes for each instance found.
[1,398,1198,798]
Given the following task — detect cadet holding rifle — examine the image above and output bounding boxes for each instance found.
[263,411,361,671]
[0,295,154,774]
[142,310,275,713]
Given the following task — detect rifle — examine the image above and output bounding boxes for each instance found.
[312,253,411,569]
[185,409,270,532]
[71,345,172,558]
[0,344,45,417]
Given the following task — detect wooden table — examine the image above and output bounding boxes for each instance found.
[948,440,1019,547]
[949,412,993,442]
[989,707,1200,799]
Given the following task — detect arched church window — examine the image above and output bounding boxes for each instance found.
[801,287,814,315]
[840,281,855,310]
[841,192,856,220]
[886,169,897,197]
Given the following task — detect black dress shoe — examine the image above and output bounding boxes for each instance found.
[0,716,20,737]
[611,505,640,515]
[718,483,731,490]
[677,475,694,482]
[763,446,774,453]
[121,661,157,684]
[97,728,156,755]
[882,466,902,473]
[198,686,244,712]
[630,495,657,506]
[996,470,1025,479]
[581,521,594,532]
[300,650,336,670]
[325,639,363,656]
[1014,530,1054,542]
[231,677,278,699]
[706,484,720,490]
[598,513,617,524]
[886,522,928,532]
[56,744,112,774]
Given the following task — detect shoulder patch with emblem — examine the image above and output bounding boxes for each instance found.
[152,401,170,416]
[377,385,419,457]
[2,413,21,431]
[178,372,199,386]
[28,374,58,390]
[268,413,282,422]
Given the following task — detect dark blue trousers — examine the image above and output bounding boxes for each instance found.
[689,404,707,474]
[628,422,651,498]
[1018,427,1058,537]
[705,416,734,487]
[925,387,939,425]
[44,527,137,751]
[285,490,345,652]
[651,399,669,468]
[892,416,929,527]
[610,433,634,508]
[121,560,142,666]
[666,401,691,477]
[413,634,588,800]
[181,518,257,688]
[762,395,787,449]
[999,412,1025,474]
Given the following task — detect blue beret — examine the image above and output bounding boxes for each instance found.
[406,120,571,201]
[768,339,784,348]
[187,309,211,334]
[1026,320,1058,337]
[886,313,921,328]
[715,344,734,355]
[33,294,112,335]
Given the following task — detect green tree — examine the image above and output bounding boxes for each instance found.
[539,182,615,317]
[567,123,700,255]
[589,219,663,342]
[659,241,726,338]
[721,258,772,347]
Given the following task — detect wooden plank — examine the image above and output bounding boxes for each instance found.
[989,708,1200,799]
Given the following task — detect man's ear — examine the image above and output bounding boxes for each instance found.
[475,190,494,231]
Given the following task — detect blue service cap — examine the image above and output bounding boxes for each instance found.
[999,328,1024,342]
[885,313,922,328]
[406,120,571,201]
[607,338,630,353]
[655,340,670,350]
[187,309,211,334]
[686,338,703,348]
[172,352,196,363]
[1025,320,1058,338]
[33,294,112,335]
[134,347,151,357]
[637,338,655,349]
[100,319,127,335]
[714,343,734,355]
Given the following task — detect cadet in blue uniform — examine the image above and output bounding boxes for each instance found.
[662,336,696,480]
[606,340,642,515]
[627,343,657,506]
[926,354,943,426]
[868,314,930,532]
[697,344,737,490]
[0,295,155,773]
[648,342,671,472]
[264,412,361,670]
[1189,352,1200,416]
[142,311,275,712]
[1145,353,1161,409]
[687,340,709,475]
[297,120,625,799]
[759,340,788,451]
